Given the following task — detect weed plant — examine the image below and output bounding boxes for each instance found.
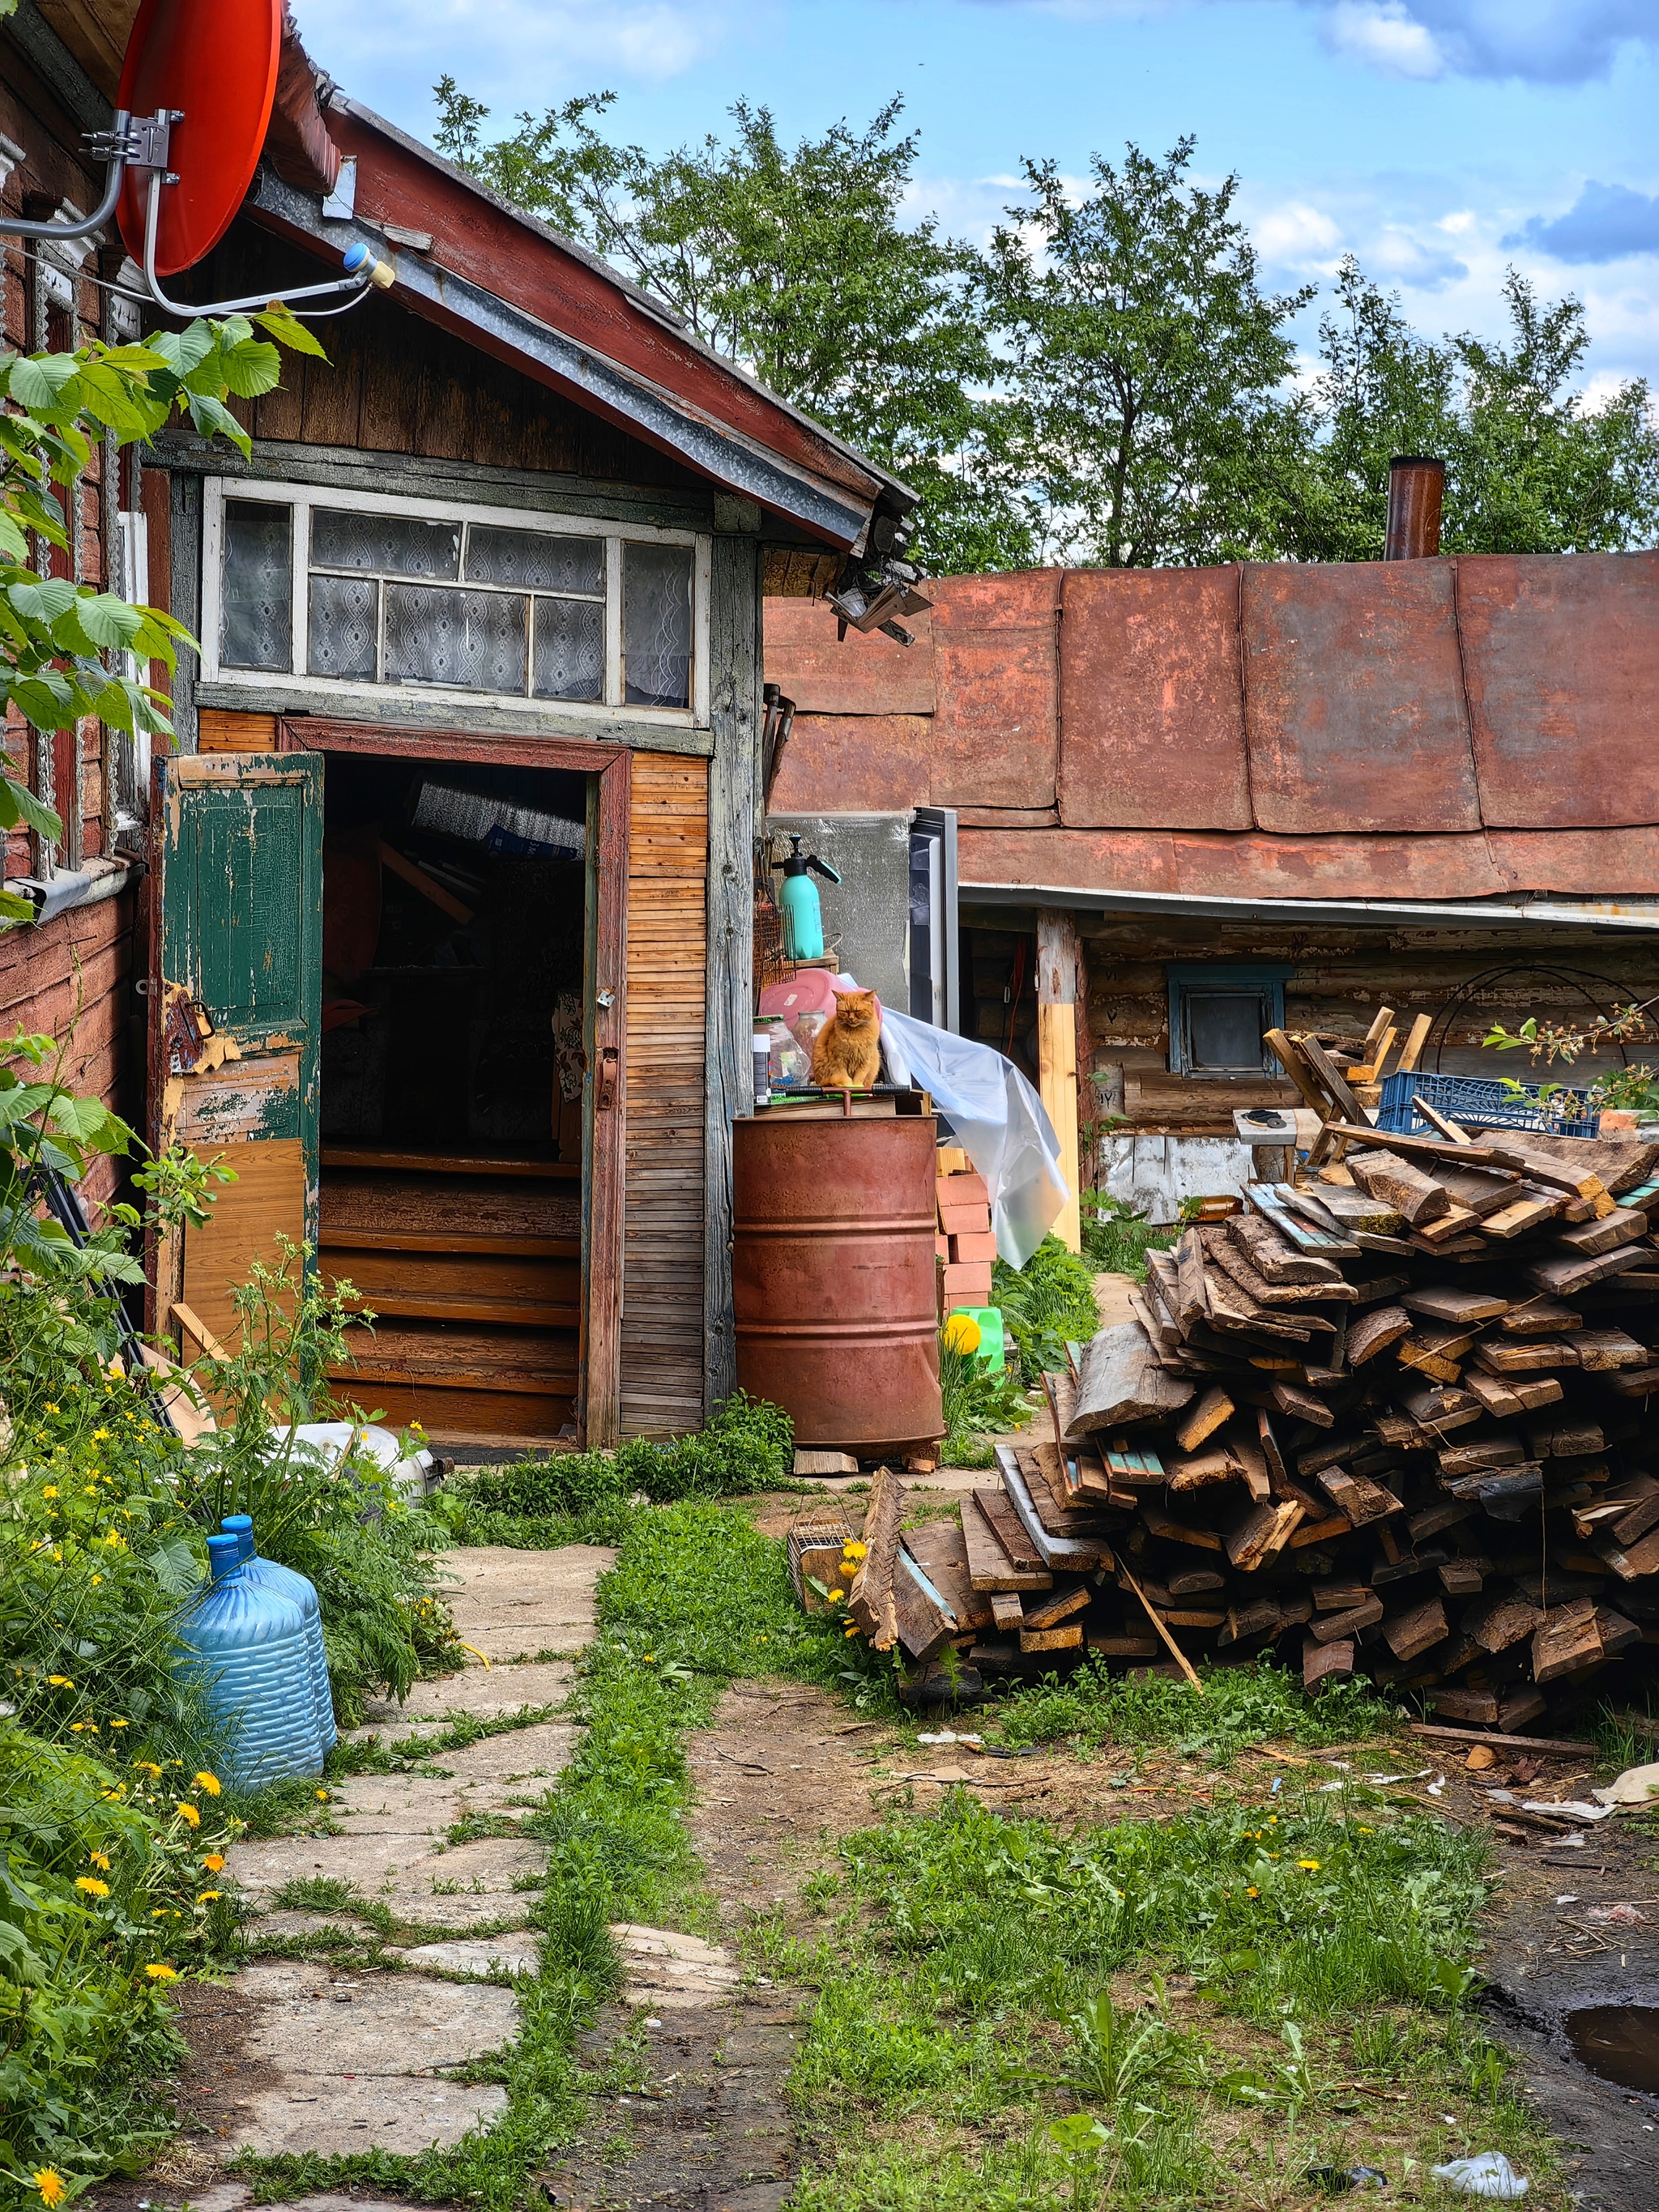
[1081,1191,1180,1281]
[992,1235,1100,1379]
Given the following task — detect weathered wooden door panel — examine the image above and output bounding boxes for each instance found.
[152,752,323,1352]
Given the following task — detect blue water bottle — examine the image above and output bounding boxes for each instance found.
[175,1535,322,1787]
[220,1515,336,1756]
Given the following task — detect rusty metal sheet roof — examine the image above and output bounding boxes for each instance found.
[767,714,935,816]
[1457,552,1659,830]
[1057,567,1252,829]
[1487,828,1659,897]
[959,827,1510,901]
[762,599,936,717]
[930,572,1061,812]
[1243,561,1482,835]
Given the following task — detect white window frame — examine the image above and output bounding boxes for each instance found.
[201,477,712,728]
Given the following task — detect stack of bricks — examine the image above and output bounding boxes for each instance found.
[936,1149,996,1315]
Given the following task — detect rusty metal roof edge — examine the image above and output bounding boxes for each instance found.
[957,880,1659,933]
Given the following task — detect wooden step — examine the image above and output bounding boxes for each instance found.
[322,1171,580,1243]
[333,1319,578,1395]
[321,1226,581,1259]
[322,1145,578,1179]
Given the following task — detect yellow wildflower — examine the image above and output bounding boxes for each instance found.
[92,1428,109,1442]
[70,1722,96,1733]
[196,1890,223,1904]
[175,1802,201,1828]
[47,1675,73,1687]
[193,1771,221,1796]
[203,1853,226,1873]
[642,1654,655,1664]
[88,1852,111,1870]
[1297,1859,1320,1872]
[843,1623,860,1638]
[135,1761,162,1778]
[143,1962,178,1981]
[33,2170,66,2209]
[827,1588,845,1603]
[1357,1824,1375,1834]
[41,1486,58,1500]
[109,1718,127,1728]
[75,1876,110,1897]
[315,1788,329,1801]
[1246,1886,1259,1898]
[842,1541,868,1561]
[44,1403,58,1413]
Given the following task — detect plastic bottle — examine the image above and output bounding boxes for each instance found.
[174,1534,322,1787]
[220,1514,337,1756]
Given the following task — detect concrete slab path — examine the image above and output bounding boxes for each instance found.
[197,1543,614,2163]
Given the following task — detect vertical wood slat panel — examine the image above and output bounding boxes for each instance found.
[620,751,709,1436]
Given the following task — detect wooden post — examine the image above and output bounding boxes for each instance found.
[1036,909,1082,1253]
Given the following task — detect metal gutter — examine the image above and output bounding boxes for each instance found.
[959,879,1659,935]
[10,857,133,924]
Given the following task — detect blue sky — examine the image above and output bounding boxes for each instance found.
[289,0,1659,394]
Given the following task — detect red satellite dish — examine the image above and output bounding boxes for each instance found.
[116,0,283,278]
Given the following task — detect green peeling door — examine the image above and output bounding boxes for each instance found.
[151,751,323,1355]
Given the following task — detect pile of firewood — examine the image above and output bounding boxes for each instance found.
[950,1115,1659,1729]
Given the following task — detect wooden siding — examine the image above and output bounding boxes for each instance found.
[198,709,279,753]
[621,752,709,1436]
[0,889,137,1212]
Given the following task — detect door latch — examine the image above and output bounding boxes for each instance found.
[596,1045,620,1111]
[595,988,616,1010]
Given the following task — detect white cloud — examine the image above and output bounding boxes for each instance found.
[1253,200,1344,261]
[291,0,717,106]
[1321,0,1445,75]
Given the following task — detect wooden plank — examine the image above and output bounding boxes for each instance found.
[1035,909,1082,1252]
[1405,1723,1596,1753]
[962,1492,1052,1592]
[847,1467,904,1650]
[1118,1560,1205,1689]
[1068,1320,1196,1437]
[1346,1148,1451,1226]
[1175,1385,1235,1452]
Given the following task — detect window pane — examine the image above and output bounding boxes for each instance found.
[308,573,378,680]
[623,542,693,708]
[312,507,460,580]
[384,583,527,693]
[532,595,605,701]
[1185,992,1266,1072]
[220,500,292,671]
[467,525,603,595]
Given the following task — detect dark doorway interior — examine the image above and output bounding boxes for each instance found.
[317,752,591,1447]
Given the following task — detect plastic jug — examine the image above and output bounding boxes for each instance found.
[175,1534,323,1786]
[220,1515,337,1755]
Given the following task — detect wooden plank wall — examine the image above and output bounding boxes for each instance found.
[0,891,137,1212]
[621,752,710,1435]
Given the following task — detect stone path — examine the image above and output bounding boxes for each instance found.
[166,1545,614,2172]
[130,1536,795,2212]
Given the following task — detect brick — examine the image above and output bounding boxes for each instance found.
[939,1201,992,1237]
[936,1170,989,1208]
[949,1230,998,1264]
[934,1234,950,1261]
[942,1262,992,1305]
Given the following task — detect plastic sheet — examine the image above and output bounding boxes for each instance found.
[876,1002,1068,1268]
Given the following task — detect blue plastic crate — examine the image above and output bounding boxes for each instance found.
[1375,1069,1599,1140]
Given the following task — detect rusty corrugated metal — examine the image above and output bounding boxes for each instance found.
[766,714,933,815]
[762,597,936,717]
[1242,560,1482,835]
[732,1114,943,1451]
[931,571,1061,812]
[1487,828,1659,897]
[957,827,1512,901]
[1457,552,1659,830]
[1057,567,1252,829]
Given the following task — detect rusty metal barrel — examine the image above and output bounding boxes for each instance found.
[733,1113,943,1452]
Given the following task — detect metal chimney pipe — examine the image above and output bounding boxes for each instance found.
[1384,455,1445,560]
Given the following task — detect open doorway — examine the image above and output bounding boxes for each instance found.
[317,749,591,1445]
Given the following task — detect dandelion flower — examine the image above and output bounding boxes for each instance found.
[827,1588,845,1603]
[109,1718,127,1728]
[88,1852,111,1870]
[642,1654,655,1664]
[196,1890,223,1904]
[1297,1859,1320,1872]
[41,1486,58,1500]
[1246,1886,1259,1898]
[46,1674,73,1687]
[75,1876,110,1897]
[193,1771,221,1796]
[92,1428,109,1442]
[843,1623,860,1638]
[44,1403,58,1414]
[315,1789,329,1801]
[70,1722,96,1733]
[174,1802,201,1827]
[843,1541,868,1561]
[1357,1824,1375,1835]
[33,2169,66,2208]
[203,1853,226,1873]
[143,1962,178,1981]
[135,1761,162,1777]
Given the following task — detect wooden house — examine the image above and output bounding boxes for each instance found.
[1,1,915,1446]
[766,553,1659,1226]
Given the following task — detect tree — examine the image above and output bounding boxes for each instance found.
[433,83,1027,572]
[0,307,322,922]
[973,139,1315,567]
[1285,260,1659,560]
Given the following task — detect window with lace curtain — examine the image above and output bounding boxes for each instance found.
[203,480,708,723]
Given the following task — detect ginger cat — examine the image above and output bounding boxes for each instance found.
[810,988,882,1093]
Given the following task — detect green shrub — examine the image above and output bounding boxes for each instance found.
[991,1235,1100,1379]
[1081,1190,1179,1280]
[452,1390,793,1528]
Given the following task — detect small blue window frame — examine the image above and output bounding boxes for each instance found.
[1166,964,1292,1076]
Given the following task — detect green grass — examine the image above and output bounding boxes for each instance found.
[1081,1191,1181,1282]
[226,1500,1563,2212]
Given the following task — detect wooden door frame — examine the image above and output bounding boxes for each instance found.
[275,716,632,1447]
